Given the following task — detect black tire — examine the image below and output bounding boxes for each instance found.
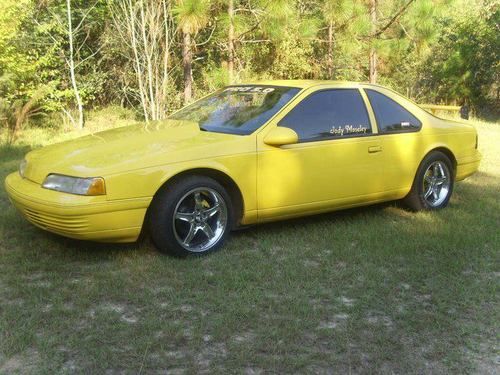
[403,151,455,211]
[148,176,233,257]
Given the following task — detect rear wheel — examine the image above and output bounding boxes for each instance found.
[404,151,454,211]
[149,176,233,257]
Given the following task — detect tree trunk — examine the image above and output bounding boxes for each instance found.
[66,0,84,128]
[161,0,170,118]
[369,0,378,84]
[228,0,235,83]
[369,48,377,84]
[182,31,192,103]
[127,0,149,122]
[139,0,157,120]
[327,20,334,79]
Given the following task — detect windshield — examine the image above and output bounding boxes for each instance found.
[169,85,301,135]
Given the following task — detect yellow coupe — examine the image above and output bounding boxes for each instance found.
[5,81,481,256]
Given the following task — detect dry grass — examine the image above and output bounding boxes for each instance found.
[0,116,498,373]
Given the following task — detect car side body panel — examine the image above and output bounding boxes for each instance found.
[256,85,387,221]
[4,80,481,242]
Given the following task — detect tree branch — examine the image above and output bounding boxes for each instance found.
[235,2,270,41]
[74,45,104,69]
[371,0,416,38]
[195,24,217,47]
[73,0,100,34]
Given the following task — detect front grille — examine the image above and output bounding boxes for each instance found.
[23,208,89,233]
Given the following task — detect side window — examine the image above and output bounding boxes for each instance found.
[278,89,372,142]
[365,89,421,133]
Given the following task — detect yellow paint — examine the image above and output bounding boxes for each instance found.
[4,81,481,243]
[263,127,299,146]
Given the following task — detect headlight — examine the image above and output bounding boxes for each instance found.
[42,174,106,196]
[19,159,27,178]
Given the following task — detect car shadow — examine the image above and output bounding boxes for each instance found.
[231,200,400,238]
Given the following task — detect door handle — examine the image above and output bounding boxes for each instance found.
[368,145,382,153]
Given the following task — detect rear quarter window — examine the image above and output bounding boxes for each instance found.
[365,89,421,133]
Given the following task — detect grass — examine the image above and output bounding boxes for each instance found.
[0,117,499,373]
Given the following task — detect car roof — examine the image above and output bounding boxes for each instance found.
[239,79,382,89]
[239,80,437,120]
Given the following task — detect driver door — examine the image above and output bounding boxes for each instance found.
[257,87,386,221]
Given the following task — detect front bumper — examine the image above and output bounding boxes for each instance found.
[5,173,150,243]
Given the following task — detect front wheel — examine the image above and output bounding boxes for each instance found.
[404,151,454,211]
[148,176,233,257]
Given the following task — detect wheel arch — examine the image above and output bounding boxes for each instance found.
[403,145,457,211]
[424,146,457,174]
[404,145,457,200]
[147,167,245,230]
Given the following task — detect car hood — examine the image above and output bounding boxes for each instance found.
[24,120,250,184]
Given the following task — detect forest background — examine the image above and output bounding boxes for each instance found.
[0,0,498,141]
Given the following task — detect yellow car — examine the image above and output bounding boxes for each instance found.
[5,81,481,256]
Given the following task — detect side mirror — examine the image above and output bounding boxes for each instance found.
[264,127,299,147]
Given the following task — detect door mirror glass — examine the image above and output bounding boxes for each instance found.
[264,127,299,146]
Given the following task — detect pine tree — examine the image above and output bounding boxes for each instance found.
[173,0,210,103]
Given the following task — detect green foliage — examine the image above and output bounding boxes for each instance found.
[173,0,211,34]
[269,36,316,79]
[0,0,498,130]
[0,82,52,144]
[416,1,499,117]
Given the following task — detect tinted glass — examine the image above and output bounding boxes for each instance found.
[169,85,300,135]
[365,89,421,133]
[278,89,372,142]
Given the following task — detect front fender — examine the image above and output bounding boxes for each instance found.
[104,153,258,216]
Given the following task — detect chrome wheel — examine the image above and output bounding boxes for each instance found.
[172,187,228,253]
[422,161,451,207]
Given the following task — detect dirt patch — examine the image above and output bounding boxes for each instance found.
[318,313,350,330]
[88,302,139,324]
[245,368,264,375]
[179,304,193,313]
[233,331,257,343]
[339,296,355,307]
[195,342,228,372]
[303,260,320,268]
[470,340,500,374]
[365,312,393,327]
[0,349,40,373]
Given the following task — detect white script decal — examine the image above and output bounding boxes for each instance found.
[330,124,369,136]
[224,86,275,94]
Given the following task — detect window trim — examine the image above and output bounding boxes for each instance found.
[277,88,376,144]
[363,88,422,135]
